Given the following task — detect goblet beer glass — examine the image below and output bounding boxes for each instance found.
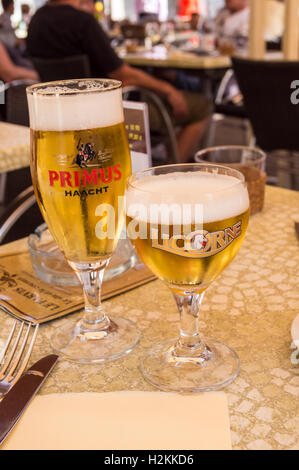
[126,164,250,392]
[27,79,140,363]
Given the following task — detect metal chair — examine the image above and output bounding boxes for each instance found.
[123,86,179,164]
[0,185,42,245]
[232,56,299,190]
[32,55,91,82]
[205,69,252,148]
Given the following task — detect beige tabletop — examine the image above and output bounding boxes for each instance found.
[120,47,290,70]
[0,122,30,173]
[119,45,231,70]
[0,185,298,450]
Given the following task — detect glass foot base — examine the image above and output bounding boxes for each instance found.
[50,315,141,364]
[141,338,240,393]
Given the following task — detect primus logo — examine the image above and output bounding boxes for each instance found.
[48,139,121,188]
[48,165,122,187]
[152,221,242,258]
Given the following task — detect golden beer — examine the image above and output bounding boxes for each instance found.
[32,124,131,262]
[126,170,250,293]
[127,210,249,292]
[28,81,131,263]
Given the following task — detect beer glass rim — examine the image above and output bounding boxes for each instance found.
[195,145,266,163]
[26,78,122,96]
[127,163,246,194]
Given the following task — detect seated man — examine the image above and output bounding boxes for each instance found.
[214,0,284,44]
[214,0,249,49]
[26,0,212,163]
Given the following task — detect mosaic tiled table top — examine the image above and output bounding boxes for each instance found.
[0,122,30,173]
[0,185,298,450]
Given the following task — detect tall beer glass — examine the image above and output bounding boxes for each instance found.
[126,164,250,392]
[27,79,140,363]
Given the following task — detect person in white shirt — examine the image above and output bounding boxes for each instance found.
[209,1,250,107]
[214,0,250,47]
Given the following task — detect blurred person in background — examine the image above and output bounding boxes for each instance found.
[0,39,38,82]
[217,0,284,43]
[214,0,249,38]
[213,0,249,50]
[20,3,32,28]
[0,0,17,48]
[189,11,215,36]
[214,0,284,43]
[26,0,212,163]
[190,12,200,31]
[79,0,95,15]
[0,0,32,67]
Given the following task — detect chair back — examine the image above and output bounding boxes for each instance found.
[32,55,91,82]
[232,57,299,189]
[4,80,37,126]
[232,57,299,152]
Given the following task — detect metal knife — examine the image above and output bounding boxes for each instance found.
[0,354,59,446]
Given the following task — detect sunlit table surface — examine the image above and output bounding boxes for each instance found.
[0,122,30,173]
[119,44,231,70]
[119,46,287,71]
[0,185,298,450]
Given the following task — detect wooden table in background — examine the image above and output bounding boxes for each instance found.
[120,45,232,71]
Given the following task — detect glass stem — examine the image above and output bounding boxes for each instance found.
[172,291,209,359]
[70,259,110,332]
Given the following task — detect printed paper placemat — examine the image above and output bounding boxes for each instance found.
[0,251,155,324]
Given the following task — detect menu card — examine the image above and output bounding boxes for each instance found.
[123,100,152,173]
[0,250,155,324]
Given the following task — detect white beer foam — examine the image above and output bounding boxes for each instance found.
[27,86,124,131]
[126,171,249,224]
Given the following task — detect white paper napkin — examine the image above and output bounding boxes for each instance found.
[2,392,231,450]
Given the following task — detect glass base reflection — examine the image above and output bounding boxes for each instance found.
[141,337,240,393]
[51,315,141,364]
